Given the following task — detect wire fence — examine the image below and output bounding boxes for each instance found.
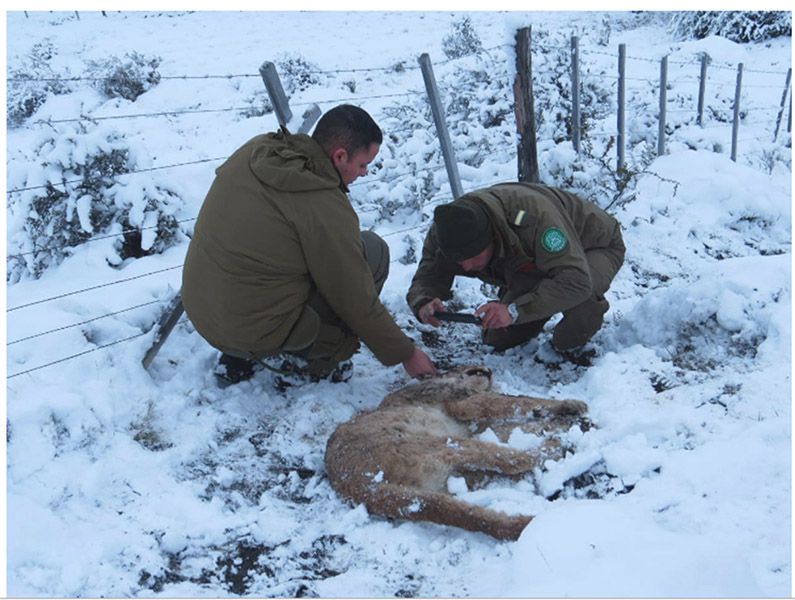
[7,33,791,379]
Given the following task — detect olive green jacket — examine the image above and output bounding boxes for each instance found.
[407,182,622,323]
[182,131,414,365]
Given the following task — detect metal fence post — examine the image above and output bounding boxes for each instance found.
[617,43,626,171]
[418,53,464,199]
[260,61,293,128]
[697,53,708,126]
[731,62,743,162]
[258,61,320,134]
[571,35,581,154]
[658,55,668,157]
[773,67,792,142]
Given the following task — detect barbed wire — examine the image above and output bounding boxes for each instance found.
[7,325,168,380]
[32,106,255,125]
[6,156,226,195]
[8,73,262,84]
[582,47,788,75]
[8,299,161,345]
[8,43,515,88]
[6,218,198,261]
[7,265,182,312]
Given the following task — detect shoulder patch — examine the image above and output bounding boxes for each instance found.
[513,209,527,226]
[541,227,568,253]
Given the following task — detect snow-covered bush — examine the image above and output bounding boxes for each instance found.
[84,51,161,101]
[275,53,321,94]
[442,17,484,59]
[533,29,614,146]
[669,11,791,43]
[7,40,72,127]
[7,127,184,282]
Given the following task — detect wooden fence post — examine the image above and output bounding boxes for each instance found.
[571,35,581,154]
[658,55,668,157]
[731,62,743,162]
[697,53,708,126]
[617,43,626,171]
[773,67,792,142]
[418,53,464,199]
[259,61,320,134]
[513,27,540,182]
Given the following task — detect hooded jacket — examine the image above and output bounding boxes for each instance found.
[407,182,622,323]
[182,131,414,365]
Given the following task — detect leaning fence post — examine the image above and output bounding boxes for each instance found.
[260,61,293,128]
[773,67,792,142]
[513,27,540,182]
[418,53,464,199]
[571,35,581,154]
[731,62,743,162]
[697,53,708,126]
[658,55,668,157]
[259,61,320,134]
[142,292,184,370]
[617,43,626,171]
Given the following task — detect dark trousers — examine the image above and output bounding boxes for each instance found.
[484,224,625,352]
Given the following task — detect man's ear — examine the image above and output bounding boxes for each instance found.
[330,147,348,167]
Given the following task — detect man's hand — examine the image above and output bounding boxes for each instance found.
[402,346,437,379]
[418,298,447,327]
[475,301,513,329]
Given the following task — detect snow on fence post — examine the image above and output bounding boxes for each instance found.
[658,55,668,157]
[258,61,320,134]
[513,27,540,183]
[617,43,626,171]
[731,62,743,162]
[697,53,708,126]
[418,53,464,199]
[571,35,581,154]
[773,67,792,142]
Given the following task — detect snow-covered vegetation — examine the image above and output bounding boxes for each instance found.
[5,10,791,597]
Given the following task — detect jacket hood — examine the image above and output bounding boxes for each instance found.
[249,131,343,193]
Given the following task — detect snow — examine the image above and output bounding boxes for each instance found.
[4,9,793,598]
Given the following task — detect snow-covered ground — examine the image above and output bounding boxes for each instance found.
[5,10,792,597]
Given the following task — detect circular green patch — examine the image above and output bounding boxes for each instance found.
[541,227,568,253]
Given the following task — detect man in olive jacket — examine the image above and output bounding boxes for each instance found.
[183,104,436,384]
[407,182,625,354]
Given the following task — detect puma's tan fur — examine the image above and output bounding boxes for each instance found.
[324,366,589,540]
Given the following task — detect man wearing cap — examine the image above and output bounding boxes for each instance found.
[406,182,625,354]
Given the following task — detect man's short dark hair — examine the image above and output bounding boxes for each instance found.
[312,104,383,156]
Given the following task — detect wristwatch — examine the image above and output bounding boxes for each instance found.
[507,303,520,323]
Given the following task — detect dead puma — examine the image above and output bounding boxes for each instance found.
[324,366,589,540]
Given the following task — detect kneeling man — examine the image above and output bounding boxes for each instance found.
[407,182,625,354]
